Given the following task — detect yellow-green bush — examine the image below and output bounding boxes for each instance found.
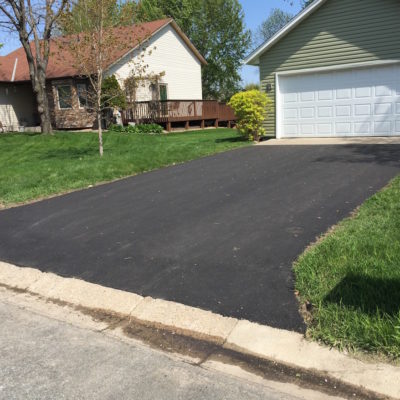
[228,90,271,141]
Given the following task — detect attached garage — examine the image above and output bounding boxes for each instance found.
[277,63,400,138]
[244,0,400,138]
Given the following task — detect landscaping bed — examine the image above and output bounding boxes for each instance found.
[0,128,248,206]
[295,176,400,359]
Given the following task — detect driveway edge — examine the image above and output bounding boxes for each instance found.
[1,261,399,399]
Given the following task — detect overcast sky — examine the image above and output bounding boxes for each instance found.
[0,0,301,86]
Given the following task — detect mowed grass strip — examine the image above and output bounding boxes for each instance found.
[0,129,249,206]
[295,176,400,359]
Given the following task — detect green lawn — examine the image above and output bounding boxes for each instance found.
[295,176,400,359]
[0,129,249,206]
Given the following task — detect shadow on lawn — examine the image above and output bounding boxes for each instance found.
[314,145,400,167]
[41,146,98,159]
[324,273,400,316]
[215,136,248,143]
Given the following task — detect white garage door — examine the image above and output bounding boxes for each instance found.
[278,64,400,138]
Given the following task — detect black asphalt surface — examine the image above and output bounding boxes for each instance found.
[1,144,400,332]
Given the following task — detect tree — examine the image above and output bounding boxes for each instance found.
[243,83,260,91]
[102,75,126,110]
[60,0,151,156]
[125,0,251,101]
[254,8,293,47]
[228,90,272,142]
[302,0,314,8]
[0,0,68,133]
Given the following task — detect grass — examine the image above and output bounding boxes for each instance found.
[0,128,249,206]
[295,176,400,359]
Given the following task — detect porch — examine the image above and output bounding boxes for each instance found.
[121,100,237,131]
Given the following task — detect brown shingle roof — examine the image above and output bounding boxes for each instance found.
[0,19,205,83]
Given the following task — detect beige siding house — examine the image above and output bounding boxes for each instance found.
[245,0,400,138]
[0,19,206,131]
[108,24,203,101]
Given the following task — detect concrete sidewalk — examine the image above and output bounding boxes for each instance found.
[1,297,330,400]
[0,261,398,400]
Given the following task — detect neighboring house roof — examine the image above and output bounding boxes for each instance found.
[0,18,207,83]
[244,0,327,66]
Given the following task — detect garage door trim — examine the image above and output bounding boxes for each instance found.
[275,60,400,139]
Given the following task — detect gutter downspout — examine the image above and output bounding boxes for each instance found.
[11,58,18,82]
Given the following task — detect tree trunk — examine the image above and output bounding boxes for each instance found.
[32,72,53,134]
[97,110,104,157]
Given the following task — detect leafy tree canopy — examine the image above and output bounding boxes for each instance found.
[102,75,127,110]
[302,0,314,8]
[243,83,260,91]
[254,8,293,47]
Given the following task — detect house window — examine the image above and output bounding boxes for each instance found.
[57,85,72,109]
[77,83,88,108]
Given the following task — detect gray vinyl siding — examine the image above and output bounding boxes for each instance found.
[258,0,400,135]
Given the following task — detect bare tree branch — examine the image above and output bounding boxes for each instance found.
[0,0,69,133]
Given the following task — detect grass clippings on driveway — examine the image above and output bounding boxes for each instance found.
[0,128,248,206]
[295,176,400,359]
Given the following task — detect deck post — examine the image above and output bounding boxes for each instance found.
[201,120,205,129]
[214,119,219,128]
[166,121,172,132]
[227,121,231,128]
[185,120,189,130]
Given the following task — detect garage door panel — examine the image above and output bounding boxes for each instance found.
[374,121,392,135]
[354,104,371,116]
[337,105,352,117]
[318,106,332,117]
[336,88,352,99]
[355,122,371,134]
[375,85,392,97]
[374,103,392,115]
[279,64,400,137]
[300,91,314,101]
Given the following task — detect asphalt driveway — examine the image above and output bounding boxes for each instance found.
[1,144,399,332]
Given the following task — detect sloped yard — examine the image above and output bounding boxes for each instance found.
[295,176,400,359]
[0,129,248,206]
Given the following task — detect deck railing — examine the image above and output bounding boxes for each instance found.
[122,100,236,130]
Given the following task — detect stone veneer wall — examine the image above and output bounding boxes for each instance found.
[47,78,96,130]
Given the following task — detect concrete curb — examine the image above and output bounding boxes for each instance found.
[1,261,399,399]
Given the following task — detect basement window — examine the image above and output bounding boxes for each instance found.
[57,85,72,109]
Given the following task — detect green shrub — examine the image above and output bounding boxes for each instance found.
[228,90,271,141]
[102,75,127,110]
[108,124,125,132]
[135,124,164,134]
[108,123,163,134]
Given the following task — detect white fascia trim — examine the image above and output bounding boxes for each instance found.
[275,59,400,77]
[275,73,282,139]
[244,0,328,66]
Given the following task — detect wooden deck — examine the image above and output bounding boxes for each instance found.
[122,100,236,131]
